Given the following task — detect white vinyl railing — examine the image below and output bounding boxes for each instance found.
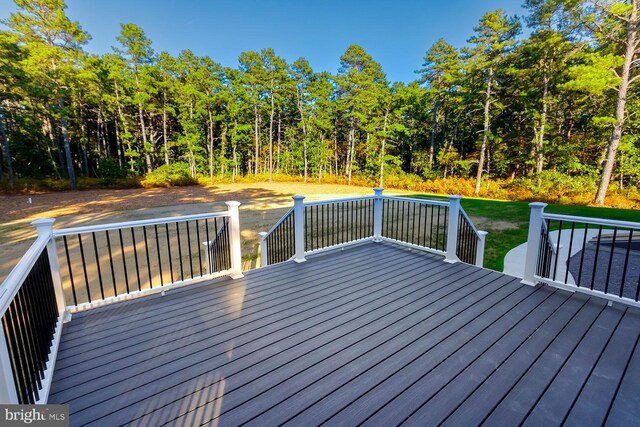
[522,203,640,308]
[0,201,244,404]
[259,188,487,268]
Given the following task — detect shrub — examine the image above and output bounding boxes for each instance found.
[140,163,197,188]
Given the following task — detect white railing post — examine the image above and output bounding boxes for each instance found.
[0,327,18,403]
[373,188,384,242]
[293,196,306,263]
[31,218,67,319]
[522,202,547,286]
[258,231,268,267]
[475,230,488,267]
[225,201,244,279]
[445,195,462,263]
[202,241,211,274]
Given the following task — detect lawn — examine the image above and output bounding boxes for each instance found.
[410,194,640,272]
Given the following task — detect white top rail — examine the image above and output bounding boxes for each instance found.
[542,213,640,230]
[53,211,231,237]
[0,235,50,317]
[382,195,450,207]
[304,196,376,207]
[459,208,481,236]
[264,207,294,237]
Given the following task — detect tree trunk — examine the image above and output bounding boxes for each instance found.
[208,109,214,183]
[114,80,133,171]
[233,120,239,183]
[277,112,282,174]
[79,105,89,177]
[347,118,355,185]
[475,67,493,195]
[163,89,169,166]
[134,71,152,173]
[595,5,638,205]
[269,85,275,181]
[429,100,439,166]
[0,108,14,188]
[536,50,550,174]
[58,98,76,189]
[254,100,260,175]
[379,109,389,188]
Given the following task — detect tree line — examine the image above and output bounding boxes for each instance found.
[1,0,639,205]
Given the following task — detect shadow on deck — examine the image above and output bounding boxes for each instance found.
[48,241,640,426]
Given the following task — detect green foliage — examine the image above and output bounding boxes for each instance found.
[0,0,639,209]
[140,162,197,187]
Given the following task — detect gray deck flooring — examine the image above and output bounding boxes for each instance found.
[48,241,640,426]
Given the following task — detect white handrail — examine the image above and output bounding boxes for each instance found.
[542,213,640,230]
[459,208,480,235]
[53,211,231,237]
[0,235,50,318]
[264,207,294,237]
[382,195,449,207]
[304,196,376,207]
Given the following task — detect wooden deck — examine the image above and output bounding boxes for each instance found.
[48,241,640,426]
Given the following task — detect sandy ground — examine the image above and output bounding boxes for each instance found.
[0,183,413,284]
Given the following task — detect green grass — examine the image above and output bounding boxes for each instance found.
[409,194,640,272]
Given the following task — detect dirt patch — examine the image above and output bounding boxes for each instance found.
[471,217,521,231]
[0,183,410,283]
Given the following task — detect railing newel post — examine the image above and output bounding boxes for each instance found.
[293,196,306,263]
[445,195,462,263]
[522,202,548,286]
[373,188,384,242]
[225,201,244,279]
[258,232,268,267]
[31,218,67,320]
[475,230,488,267]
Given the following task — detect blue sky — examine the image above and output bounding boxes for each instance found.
[0,0,526,83]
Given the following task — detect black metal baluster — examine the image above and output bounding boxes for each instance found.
[3,312,28,404]
[604,227,618,294]
[577,223,589,287]
[186,221,194,279]
[105,230,116,298]
[91,232,105,299]
[78,234,91,302]
[118,229,130,294]
[143,226,153,288]
[204,219,212,274]
[622,230,633,299]
[553,221,563,281]
[565,223,576,283]
[14,291,39,401]
[7,301,34,403]
[165,223,174,283]
[62,236,77,305]
[176,222,184,281]
[154,225,164,286]
[590,225,603,290]
[130,228,141,291]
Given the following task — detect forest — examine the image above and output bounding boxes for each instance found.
[0,0,640,208]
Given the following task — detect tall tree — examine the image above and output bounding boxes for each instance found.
[115,23,155,173]
[336,45,386,185]
[9,0,89,189]
[572,0,640,205]
[466,9,521,194]
[418,38,462,167]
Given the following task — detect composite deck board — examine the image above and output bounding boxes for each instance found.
[52,245,415,381]
[51,247,447,402]
[47,241,640,426]
[70,257,479,424]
